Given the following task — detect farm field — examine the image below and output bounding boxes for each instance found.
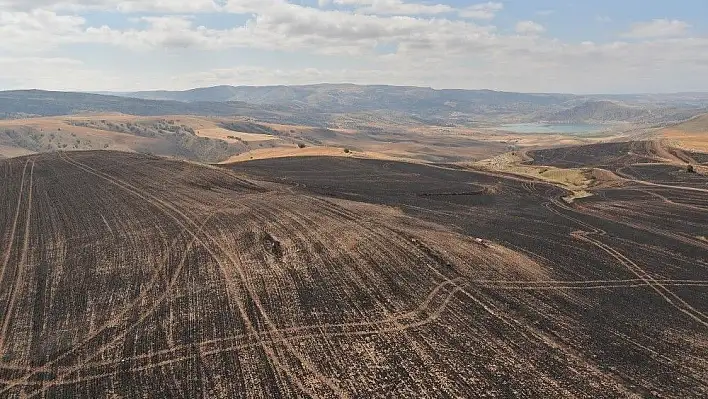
[662,113,708,153]
[230,153,707,397]
[1,148,706,398]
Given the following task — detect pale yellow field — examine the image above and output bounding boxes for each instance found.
[220,146,400,164]
[661,113,708,152]
[0,145,34,158]
[662,129,708,152]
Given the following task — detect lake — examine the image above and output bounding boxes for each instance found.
[498,123,607,135]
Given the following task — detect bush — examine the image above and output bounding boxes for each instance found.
[297,143,306,148]
[343,148,350,153]
[687,164,696,173]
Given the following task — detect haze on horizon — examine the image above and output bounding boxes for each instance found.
[1,0,707,94]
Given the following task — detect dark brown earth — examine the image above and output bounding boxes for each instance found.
[0,148,706,398]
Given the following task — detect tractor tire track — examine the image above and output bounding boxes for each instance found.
[16,282,465,388]
[29,152,333,399]
[543,194,708,326]
[0,160,34,353]
[0,160,29,304]
[573,231,708,327]
[0,155,220,395]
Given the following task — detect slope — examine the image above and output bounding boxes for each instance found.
[2,151,706,397]
[662,113,708,153]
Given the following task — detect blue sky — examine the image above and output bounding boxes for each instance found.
[0,1,707,93]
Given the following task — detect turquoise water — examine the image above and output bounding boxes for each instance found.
[499,123,607,135]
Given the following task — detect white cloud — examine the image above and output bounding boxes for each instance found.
[0,57,122,90]
[0,0,224,13]
[172,66,402,87]
[332,0,453,15]
[515,20,544,35]
[458,2,503,20]
[0,10,86,51]
[622,19,690,39]
[0,1,706,93]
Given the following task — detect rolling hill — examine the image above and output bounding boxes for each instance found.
[0,150,706,397]
[0,90,271,118]
[2,87,706,129]
[662,112,708,152]
[121,84,578,113]
[118,84,708,125]
[533,100,703,124]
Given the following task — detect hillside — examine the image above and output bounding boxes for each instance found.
[535,100,647,122]
[532,100,703,124]
[667,112,708,133]
[123,84,578,115]
[119,85,708,125]
[0,151,706,397]
[2,88,705,130]
[0,90,275,118]
[661,113,708,152]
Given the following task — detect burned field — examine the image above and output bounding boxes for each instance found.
[0,149,707,398]
[232,155,708,397]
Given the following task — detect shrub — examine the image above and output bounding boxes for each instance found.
[343,148,350,153]
[298,143,306,148]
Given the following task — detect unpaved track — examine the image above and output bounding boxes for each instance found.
[0,160,29,295]
[53,153,335,399]
[1,151,707,398]
[0,160,34,352]
[232,154,708,398]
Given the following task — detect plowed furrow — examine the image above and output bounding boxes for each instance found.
[0,160,34,353]
[54,153,340,399]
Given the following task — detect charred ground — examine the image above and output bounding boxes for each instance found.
[231,150,708,397]
[0,148,706,398]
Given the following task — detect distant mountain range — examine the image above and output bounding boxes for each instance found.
[2,85,708,127]
[531,100,702,125]
[114,84,577,115]
[0,90,263,117]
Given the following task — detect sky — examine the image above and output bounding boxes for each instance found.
[0,0,707,93]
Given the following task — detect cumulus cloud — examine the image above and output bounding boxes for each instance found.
[458,2,503,20]
[172,66,403,87]
[0,1,706,92]
[515,20,544,35]
[0,0,224,13]
[332,0,453,15]
[622,19,691,39]
[0,57,122,90]
[0,10,86,51]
